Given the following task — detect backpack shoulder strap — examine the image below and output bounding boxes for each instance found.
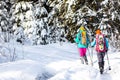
[78,31,82,40]
[96,34,99,41]
[96,34,104,39]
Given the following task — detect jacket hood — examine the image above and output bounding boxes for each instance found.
[79,26,85,31]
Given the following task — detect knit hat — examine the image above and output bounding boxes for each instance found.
[95,29,101,34]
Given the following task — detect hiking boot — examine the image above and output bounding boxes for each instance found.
[102,61,104,71]
[80,58,84,64]
[84,56,88,65]
[98,62,104,74]
[85,61,88,65]
[100,67,103,74]
[85,60,88,65]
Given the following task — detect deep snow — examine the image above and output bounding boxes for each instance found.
[0,42,120,80]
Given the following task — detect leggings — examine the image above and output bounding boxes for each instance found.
[97,52,105,62]
[78,48,87,57]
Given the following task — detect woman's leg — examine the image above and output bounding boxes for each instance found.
[101,52,105,70]
[83,48,88,65]
[97,52,105,74]
[78,48,85,64]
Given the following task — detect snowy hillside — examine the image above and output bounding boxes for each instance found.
[0,42,120,80]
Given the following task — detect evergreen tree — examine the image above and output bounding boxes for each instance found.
[33,1,49,45]
[0,0,12,42]
[0,0,120,48]
[48,0,120,45]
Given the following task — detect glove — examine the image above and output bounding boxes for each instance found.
[91,46,94,48]
[106,49,108,52]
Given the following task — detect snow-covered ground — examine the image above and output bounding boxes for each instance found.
[0,42,120,80]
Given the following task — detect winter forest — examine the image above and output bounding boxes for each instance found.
[0,0,120,45]
[0,0,120,80]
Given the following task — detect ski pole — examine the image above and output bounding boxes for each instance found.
[90,45,94,59]
[106,51,111,70]
[87,48,93,66]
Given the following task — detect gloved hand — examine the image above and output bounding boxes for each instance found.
[91,46,94,48]
[106,49,108,52]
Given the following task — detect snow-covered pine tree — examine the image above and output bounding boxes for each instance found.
[0,0,12,42]
[0,0,119,48]
[11,0,44,45]
[47,0,120,49]
[33,0,49,45]
[108,0,120,49]
[11,1,32,44]
[47,4,67,44]
[11,0,51,45]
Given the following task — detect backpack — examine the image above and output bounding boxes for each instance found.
[96,34,106,52]
[79,31,87,45]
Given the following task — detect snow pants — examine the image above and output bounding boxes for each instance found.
[97,52,105,73]
[78,48,87,57]
[97,52,105,62]
[78,48,88,64]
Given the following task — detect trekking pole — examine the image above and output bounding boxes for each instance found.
[106,51,111,70]
[87,48,93,66]
[90,45,94,59]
